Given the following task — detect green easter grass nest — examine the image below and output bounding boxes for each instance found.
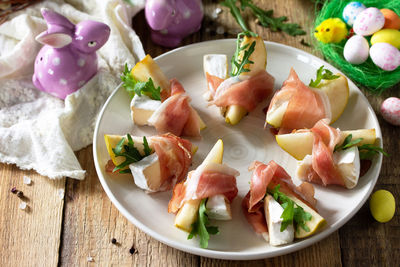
[314,0,400,93]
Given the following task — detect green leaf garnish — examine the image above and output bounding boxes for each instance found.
[120,63,161,100]
[239,0,306,36]
[230,32,256,77]
[309,65,340,87]
[221,0,253,33]
[188,199,219,248]
[112,134,150,173]
[268,185,312,233]
[358,144,389,160]
[333,134,388,160]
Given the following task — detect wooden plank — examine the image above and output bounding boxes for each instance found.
[59,146,199,266]
[0,164,65,266]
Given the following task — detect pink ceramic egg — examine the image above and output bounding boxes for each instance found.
[381,97,400,126]
[353,7,385,36]
[369,43,400,71]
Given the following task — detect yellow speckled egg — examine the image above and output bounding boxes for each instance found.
[381,9,400,30]
[370,190,396,223]
[371,29,400,49]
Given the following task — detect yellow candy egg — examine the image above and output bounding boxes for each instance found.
[371,29,400,49]
[370,190,396,223]
[314,18,348,43]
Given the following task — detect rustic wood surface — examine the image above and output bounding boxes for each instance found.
[0,0,399,266]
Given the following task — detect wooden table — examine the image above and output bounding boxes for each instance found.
[1,0,399,266]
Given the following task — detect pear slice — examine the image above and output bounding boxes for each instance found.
[130,54,170,92]
[288,195,326,239]
[174,140,224,232]
[276,129,376,160]
[266,73,349,128]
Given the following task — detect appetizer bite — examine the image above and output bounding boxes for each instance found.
[168,140,240,248]
[266,66,349,134]
[294,120,386,189]
[104,133,195,192]
[242,161,326,246]
[203,32,275,125]
[122,55,206,137]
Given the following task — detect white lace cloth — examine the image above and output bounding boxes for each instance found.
[0,0,146,179]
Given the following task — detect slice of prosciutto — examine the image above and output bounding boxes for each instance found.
[242,160,317,237]
[168,162,239,213]
[268,68,330,134]
[148,79,201,137]
[297,119,346,187]
[211,70,275,112]
[150,133,194,191]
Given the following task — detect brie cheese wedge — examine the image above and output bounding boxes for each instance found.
[334,146,360,189]
[264,194,294,246]
[206,195,232,220]
[130,94,161,126]
[129,152,162,192]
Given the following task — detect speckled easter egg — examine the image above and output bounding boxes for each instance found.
[381,8,400,30]
[381,97,400,126]
[342,2,366,26]
[369,43,400,71]
[371,29,400,49]
[353,7,385,36]
[343,35,369,64]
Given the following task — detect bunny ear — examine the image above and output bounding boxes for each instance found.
[36,31,72,48]
[41,8,74,30]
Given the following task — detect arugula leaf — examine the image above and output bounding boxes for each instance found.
[334,134,363,152]
[309,65,340,87]
[120,63,161,100]
[221,0,252,33]
[358,144,389,160]
[268,185,312,233]
[143,136,152,156]
[188,199,219,248]
[240,0,306,36]
[230,33,256,77]
[112,134,150,173]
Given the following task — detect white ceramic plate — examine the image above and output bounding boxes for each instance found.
[93,39,382,260]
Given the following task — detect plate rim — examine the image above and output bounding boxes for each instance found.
[93,39,382,260]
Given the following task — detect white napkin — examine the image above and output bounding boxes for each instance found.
[0,0,146,179]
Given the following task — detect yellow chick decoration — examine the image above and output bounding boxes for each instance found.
[314,18,348,43]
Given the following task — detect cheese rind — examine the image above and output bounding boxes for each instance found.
[130,94,161,126]
[129,152,161,192]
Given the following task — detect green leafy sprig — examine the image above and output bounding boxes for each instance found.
[309,65,340,87]
[221,0,253,33]
[188,199,219,249]
[334,134,389,160]
[112,134,152,173]
[230,32,256,77]
[120,64,161,100]
[240,0,306,36]
[268,185,312,233]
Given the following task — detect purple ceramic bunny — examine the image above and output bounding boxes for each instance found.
[32,8,110,99]
[145,0,203,47]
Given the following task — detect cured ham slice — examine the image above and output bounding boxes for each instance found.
[242,161,317,236]
[212,70,275,112]
[205,72,225,99]
[298,120,345,187]
[150,134,194,191]
[168,162,239,213]
[268,68,329,134]
[148,79,201,137]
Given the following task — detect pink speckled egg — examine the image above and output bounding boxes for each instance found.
[381,97,400,126]
[353,7,385,36]
[369,43,400,71]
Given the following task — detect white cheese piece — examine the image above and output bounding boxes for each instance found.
[296,154,313,182]
[129,153,162,192]
[206,195,232,220]
[130,94,161,126]
[334,146,360,189]
[203,54,228,79]
[264,195,294,246]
